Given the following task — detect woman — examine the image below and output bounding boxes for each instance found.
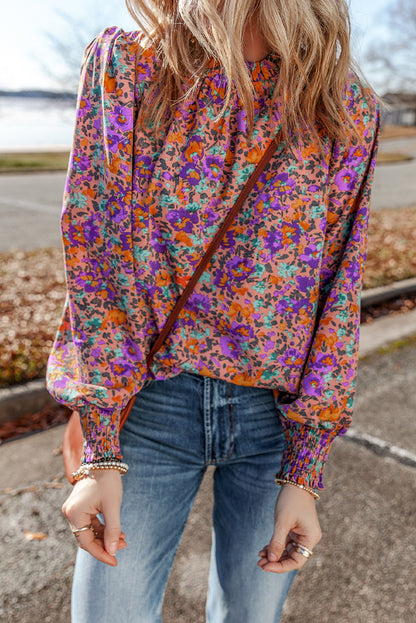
[47,0,380,621]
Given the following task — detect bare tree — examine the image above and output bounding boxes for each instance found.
[36,4,124,93]
[366,0,416,93]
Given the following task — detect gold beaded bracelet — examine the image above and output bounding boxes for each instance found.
[72,460,129,482]
[275,477,320,501]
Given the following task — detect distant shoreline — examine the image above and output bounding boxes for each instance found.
[0,89,76,101]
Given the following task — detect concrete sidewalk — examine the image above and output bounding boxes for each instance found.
[1,320,416,622]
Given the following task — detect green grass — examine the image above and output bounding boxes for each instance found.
[0,152,70,173]
[360,333,416,363]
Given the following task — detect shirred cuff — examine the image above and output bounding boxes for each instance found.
[276,420,346,490]
[79,405,123,463]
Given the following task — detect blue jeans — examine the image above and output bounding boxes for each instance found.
[72,371,297,622]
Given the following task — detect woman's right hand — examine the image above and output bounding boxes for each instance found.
[62,470,126,566]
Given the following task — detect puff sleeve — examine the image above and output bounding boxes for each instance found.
[275,83,381,489]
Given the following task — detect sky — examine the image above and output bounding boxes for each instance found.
[0,0,392,92]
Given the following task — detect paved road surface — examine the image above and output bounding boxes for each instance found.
[1,339,415,622]
[373,136,416,211]
[0,137,415,252]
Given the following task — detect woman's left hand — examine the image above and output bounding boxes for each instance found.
[257,484,322,574]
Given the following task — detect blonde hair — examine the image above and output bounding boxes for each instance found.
[126,0,361,146]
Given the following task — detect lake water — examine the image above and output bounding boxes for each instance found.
[0,97,76,151]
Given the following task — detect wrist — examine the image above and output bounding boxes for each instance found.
[275,477,320,500]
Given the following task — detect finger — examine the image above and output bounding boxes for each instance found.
[258,541,313,574]
[101,499,122,557]
[89,518,126,539]
[258,554,305,574]
[74,527,119,567]
[89,517,126,551]
[267,518,291,563]
[257,544,292,568]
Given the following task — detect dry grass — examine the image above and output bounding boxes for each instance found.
[1,207,416,388]
[376,152,412,164]
[0,152,69,174]
[365,205,416,289]
[381,124,416,140]
[0,248,66,387]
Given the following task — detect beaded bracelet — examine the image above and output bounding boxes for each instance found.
[72,460,129,482]
[274,477,320,501]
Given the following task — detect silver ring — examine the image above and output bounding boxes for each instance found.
[291,540,313,559]
[71,523,94,537]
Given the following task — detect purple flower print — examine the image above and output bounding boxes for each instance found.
[278,348,304,368]
[282,222,301,245]
[226,256,256,282]
[345,145,368,167]
[109,106,133,131]
[212,72,228,91]
[308,184,320,192]
[202,155,223,181]
[110,359,135,378]
[180,162,201,186]
[345,259,360,282]
[150,229,168,254]
[76,97,92,119]
[183,135,204,162]
[106,198,128,224]
[187,292,212,314]
[74,272,102,294]
[106,132,125,154]
[73,328,87,346]
[72,149,91,172]
[136,155,154,179]
[237,110,247,133]
[303,373,324,397]
[137,60,153,81]
[167,207,198,233]
[230,320,255,341]
[121,339,142,360]
[313,352,337,370]
[77,217,100,245]
[220,335,242,360]
[334,168,358,192]
[296,275,315,293]
[119,230,131,251]
[201,205,220,228]
[300,244,320,268]
[275,299,290,315]
[264,228,283,255]
[273,172,296,196]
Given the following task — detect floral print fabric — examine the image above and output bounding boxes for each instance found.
[46,27,380,489]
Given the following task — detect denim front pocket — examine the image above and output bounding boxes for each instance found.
[142,379,154,390]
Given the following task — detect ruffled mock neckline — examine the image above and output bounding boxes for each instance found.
[207,51,279,83]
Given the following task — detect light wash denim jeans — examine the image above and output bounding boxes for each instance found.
[71,371,297,622]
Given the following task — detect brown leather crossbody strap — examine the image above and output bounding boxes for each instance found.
[146,138,278,369]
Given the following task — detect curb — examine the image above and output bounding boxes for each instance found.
[361,277,416,308]
[1,280,416,424]
[0,379,56,424]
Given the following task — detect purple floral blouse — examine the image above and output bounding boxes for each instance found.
[46,27,380,489]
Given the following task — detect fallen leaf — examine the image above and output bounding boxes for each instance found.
[24,531,48,541]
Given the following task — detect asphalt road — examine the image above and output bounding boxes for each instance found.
[1,339,416,623]
[0,136,415,253]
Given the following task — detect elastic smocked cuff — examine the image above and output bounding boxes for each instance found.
[276,420,345,490]
[79,405,123,463]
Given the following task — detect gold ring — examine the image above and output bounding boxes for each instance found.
[71,523,94,537]
[291,540,313,559]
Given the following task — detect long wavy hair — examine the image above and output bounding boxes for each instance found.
[126,0,363,146]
